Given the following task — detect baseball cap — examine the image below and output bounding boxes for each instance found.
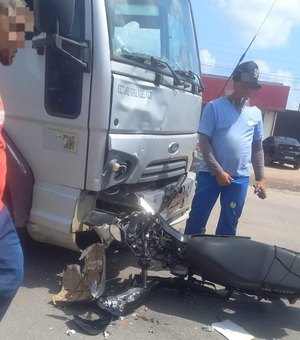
[232,61,261,89]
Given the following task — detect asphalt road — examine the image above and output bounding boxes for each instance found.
[0,165,300,340]
[253,163,300,192]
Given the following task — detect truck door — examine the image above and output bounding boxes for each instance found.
[2,0,92,190]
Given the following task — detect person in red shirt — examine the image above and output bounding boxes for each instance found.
[0,0,33,321]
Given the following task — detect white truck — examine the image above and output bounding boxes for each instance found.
[0,0,202,251]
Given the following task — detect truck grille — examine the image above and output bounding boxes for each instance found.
[139,159,187,183]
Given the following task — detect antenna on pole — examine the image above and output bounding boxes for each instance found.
[217,0,278,97]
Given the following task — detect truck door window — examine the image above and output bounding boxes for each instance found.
[44,0,85,119]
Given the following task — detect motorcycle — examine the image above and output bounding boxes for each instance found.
[74,173,300,335]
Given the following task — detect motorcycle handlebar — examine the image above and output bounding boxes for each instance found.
[117,173,187,243]
[174,173,187,192]
[157,172,187,214]
[123,211,154,243]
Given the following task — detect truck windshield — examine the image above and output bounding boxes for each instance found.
[105,0,200,76]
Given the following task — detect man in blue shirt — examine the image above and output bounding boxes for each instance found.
[185,61,267,236]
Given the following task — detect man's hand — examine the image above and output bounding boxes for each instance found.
[215,171,233,186]
[253,179,267,199]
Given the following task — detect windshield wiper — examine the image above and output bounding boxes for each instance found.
[120,52,182,86]
[174,68,205,93]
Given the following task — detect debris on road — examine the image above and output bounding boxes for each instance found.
[212,319,254,340]
[104,330,111,337]
[202,324,214,332]
[52,243,105,304]
[66,329,76,336]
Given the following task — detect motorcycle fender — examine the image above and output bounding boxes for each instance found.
[83,210,121,247]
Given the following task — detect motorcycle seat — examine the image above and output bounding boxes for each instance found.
[184,235,276,291]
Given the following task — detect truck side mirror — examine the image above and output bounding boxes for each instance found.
[33,0,76,35]
[32,0,90,71]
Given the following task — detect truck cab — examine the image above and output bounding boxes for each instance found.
[0,0,202,251]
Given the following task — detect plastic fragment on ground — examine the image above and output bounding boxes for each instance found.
[52,243,104,304]
[212,319,254,340]
[66,329,76,336]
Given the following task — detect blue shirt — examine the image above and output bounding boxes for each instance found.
[198,97,264,177]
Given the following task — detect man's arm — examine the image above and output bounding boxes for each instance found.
[251,139,267,199]
[199,133,232,186]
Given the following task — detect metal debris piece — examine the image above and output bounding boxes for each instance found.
[97,286,150,316]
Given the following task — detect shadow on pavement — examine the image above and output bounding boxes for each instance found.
[142,287,300,340]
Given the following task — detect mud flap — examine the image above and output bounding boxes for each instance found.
[52,243,106,304]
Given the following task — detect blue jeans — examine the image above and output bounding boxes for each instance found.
[185,172,249,236]
[0,206,24,322]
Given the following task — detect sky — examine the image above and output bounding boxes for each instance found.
[190,0,300,111]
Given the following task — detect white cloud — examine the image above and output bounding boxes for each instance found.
[208,1,300,110]
[217,0,300,49]
[200,49,216,74]
[254,59,298,110]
